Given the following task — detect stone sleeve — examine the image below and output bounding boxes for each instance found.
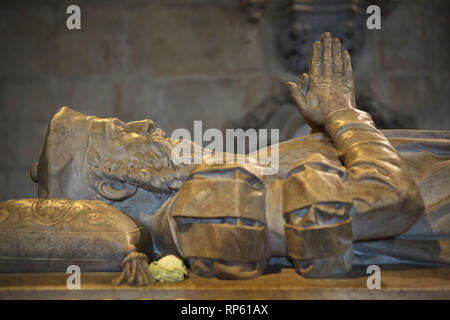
[282,159,354,277]
[151,165,270,280]
[325,108,425,241]
[283,108,425,278]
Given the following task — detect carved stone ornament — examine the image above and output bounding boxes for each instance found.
[234,0,403,144]
[279,0,367,74]
[0,199,153,284]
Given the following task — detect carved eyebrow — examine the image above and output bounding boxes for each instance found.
[108,119,127,135]
[112,118,126,127]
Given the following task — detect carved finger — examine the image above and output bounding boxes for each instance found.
[343,50,353,81]
[321,32,333,76]
[332,38,344,74]
[286,81,307,111]
[298,73,309,94]
[309,41,322,78]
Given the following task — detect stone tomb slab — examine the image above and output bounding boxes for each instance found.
[0,268,449,300]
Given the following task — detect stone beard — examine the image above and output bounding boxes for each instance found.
[86,130,192,198]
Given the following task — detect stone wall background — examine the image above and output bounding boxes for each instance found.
[0,0,449,200]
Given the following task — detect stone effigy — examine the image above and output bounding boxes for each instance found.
[1,32,449,285]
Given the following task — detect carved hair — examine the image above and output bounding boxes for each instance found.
[86,133,191,197]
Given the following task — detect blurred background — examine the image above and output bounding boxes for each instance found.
[0,0,449,200]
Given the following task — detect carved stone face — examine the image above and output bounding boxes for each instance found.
[87,117,196,228]
[87,117,187,197]
[35,107,192,228]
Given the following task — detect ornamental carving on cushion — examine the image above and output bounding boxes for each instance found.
[0,199,152,276]
[0,199,131,232]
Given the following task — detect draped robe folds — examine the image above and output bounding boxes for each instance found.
[152,109,450,277]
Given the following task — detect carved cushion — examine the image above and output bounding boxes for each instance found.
[0,199,152,273]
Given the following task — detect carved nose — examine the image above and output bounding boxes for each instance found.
[126,120,155,135]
